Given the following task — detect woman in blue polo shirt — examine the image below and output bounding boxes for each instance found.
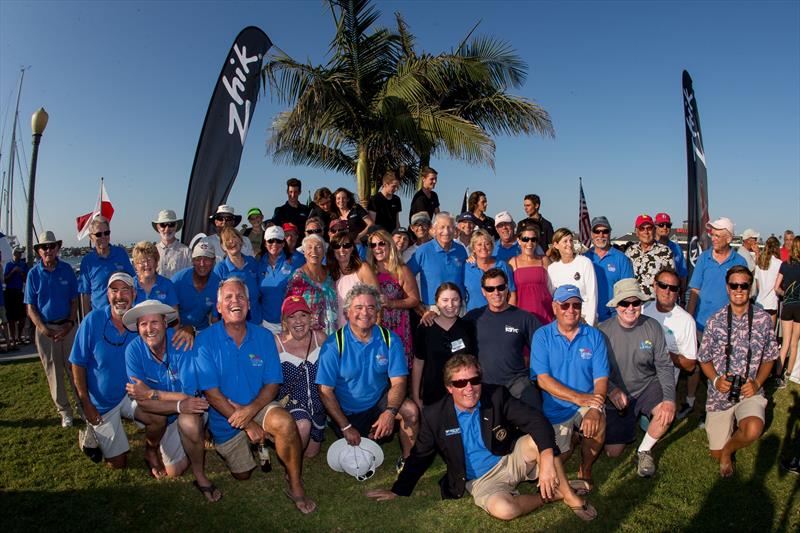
[259,226,302,333]
[463,229,516,312]
[213,227,261,325]
[132,241,178,312]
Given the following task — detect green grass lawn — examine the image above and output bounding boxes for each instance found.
[1,358,798,532]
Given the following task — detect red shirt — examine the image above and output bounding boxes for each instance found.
[781,247,790,262]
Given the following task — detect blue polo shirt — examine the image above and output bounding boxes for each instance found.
[463,260,516,312]
[78,246,135,309]
[531,321,610,424]
[493,242,521,263]
[172,268,220,331]
[69,306,136,414]
[456,401,501,480]
[259,254,300,323]
[689,249,748,331]
[213,255,262,324]
[4,259,28,290]
[125,329,199,424]
[316,324,408,414]
[407,239,468,305]
[195,321,283,444]
[584,247,635,321]
[24,260,78,323]
[134,275,178,307]
[664,240,688,279]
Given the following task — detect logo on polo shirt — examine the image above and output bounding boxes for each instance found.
[578,348,593,359]
[445,427,461,437]
[59,278,68,285]
[167,367,179,383]
[205,297,213,307]
[505,325,519,334]
[115,263,125,270]
[607,264,616,272]
[375,353,388,366]
[639,340,653,351]
[156,291,166,300]
[248,354,263,367]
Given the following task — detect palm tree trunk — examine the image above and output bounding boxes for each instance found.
[356,145,370,206]
[416,150,431,189]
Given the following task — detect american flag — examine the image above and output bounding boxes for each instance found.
[578,177,591,247]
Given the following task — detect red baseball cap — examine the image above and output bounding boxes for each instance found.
[282,223,299,235]
[654,213,671,225]
[281,295,311,318]
[635,214,654,228]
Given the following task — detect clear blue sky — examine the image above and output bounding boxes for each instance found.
[1,0,798,247]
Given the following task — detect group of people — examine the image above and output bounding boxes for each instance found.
[21,170,800,521]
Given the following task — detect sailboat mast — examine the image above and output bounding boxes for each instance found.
[5,68,25,236]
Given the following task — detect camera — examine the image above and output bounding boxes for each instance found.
[726,375,744,403]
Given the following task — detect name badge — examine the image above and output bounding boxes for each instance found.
[445,427,461,437]
[450,338,466,352]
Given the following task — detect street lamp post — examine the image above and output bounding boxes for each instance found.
[26,107,48,267]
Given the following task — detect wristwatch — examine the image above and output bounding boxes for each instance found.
[386,406,399,416]
[150,390,160,401]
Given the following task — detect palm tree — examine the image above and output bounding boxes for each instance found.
[262,0,553,201]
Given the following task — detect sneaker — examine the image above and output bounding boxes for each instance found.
[636,450,656,477]
[395,456,405,474]
[780,456,800,475]
[774,377,787,389]
[676,402,693,420]
[698,412,706,429]
[61,415,73,428]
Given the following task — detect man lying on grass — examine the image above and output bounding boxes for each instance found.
[367,354,596,522]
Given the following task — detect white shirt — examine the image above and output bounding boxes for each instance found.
[642,300,697,384]
[547,255,598,326]
[755,258,782,311]
[156,240,191,279]
[207,233,254,262]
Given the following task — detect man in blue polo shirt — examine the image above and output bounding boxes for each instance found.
[584,216,635,322]
[25,231,79,427]
[123,300,221,502]
[172,238,219,332]
[195,277,314,513]
[531,285,609,490]
[317,283,419,467]
[70,272,137,468]
[407,212,467,306]
[492,211,521,262]
[78,216,135,311]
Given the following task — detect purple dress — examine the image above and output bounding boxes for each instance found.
[377,271,413,368]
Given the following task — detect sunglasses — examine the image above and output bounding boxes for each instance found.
[656,223,672,229]
[158,222,177,229]
[592,229,611,235]
[369,241,387,249]
[39,243,58,251]
[519,236,537,243]
[92,230,111,238]
[656,280,680,292]
[450,376,482,388]
[557,302,582,311]
[306,228,323,235]
[215,215,235,222]
[331,242,354,250]
[266,239,284,245]
[728,282,751,291]
[482,283,507,293]
[618,299,642,308]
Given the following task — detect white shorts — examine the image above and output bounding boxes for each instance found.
[160,419,186,466]
[92,396,136,459]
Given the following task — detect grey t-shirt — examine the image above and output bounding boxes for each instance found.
[598,315,675,403]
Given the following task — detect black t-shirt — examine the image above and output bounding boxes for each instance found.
[780,261,800,306]
[409,190,440,223]
[367,192,402,232]
[413,318,477,405]
[464,305,541,386]
[308,203,332,236]
[475,214,497,240]
[522,215,554,249]
[344,204,370,237]
[272,202,311,233]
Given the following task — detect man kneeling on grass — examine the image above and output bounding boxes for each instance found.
[697,265,778,477]
[367,354,596,522]
[123,300,221,502]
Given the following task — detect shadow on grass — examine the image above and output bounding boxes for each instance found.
[0,417,63,429]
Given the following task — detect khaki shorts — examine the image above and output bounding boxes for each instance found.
[706,395,767,451]
[466,435,539,512]
[93,396,136,459]
[552,406,590,453]
[214,402,282,474]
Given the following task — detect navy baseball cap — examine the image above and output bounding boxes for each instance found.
[553,284,583,303]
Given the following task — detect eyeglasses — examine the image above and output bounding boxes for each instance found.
[266,239,284,245]
[519,236,537,243]
[331,242,354,250]
[92,230,111,238]
[617,299,642,308]
[39,243,58,251]
[103,317,129,347]
[656,223,672,229]
[305,228,323,235]
[728,282,751,291]
[158,222,177,229]
[637,226,654,232]
[557,302,582,311]
[215,215,235,222]
[369,241,387,249]
[450,376,482,388]
[656,280,680,292]
[592,229,611,235]
[482,283,507,293]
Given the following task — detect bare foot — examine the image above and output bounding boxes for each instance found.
[284,487,316,514]
[144,446,167,479]
[719,459,735,477]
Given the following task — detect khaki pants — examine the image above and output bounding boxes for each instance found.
[35,324,78,417]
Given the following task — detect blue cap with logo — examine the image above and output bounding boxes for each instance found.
[553,284,583,303]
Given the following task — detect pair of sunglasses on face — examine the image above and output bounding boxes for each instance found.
[450,376,481,388]
[331,242,354,250]
[158,222,177,229]
[482,284,507,293]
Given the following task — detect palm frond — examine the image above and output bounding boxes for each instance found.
[458,93,554,137]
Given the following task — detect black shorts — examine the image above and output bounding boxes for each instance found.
[780,304,800,323]
[4,288,24,321]
[605,380,664,445]
[331,389,393,441]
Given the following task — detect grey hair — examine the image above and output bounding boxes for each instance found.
[217,277,249,301]
[432,211,455,228]
[90,216,110,231]
[343,283,382,314]
[301,233,328,255]
[468,228,495,257]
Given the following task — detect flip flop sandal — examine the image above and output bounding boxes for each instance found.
[283,487,316,515]
[193,480,223,502]
[569,502,598,521]
[568,478,593,495]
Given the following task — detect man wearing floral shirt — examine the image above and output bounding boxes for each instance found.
[697,265,778,478]
[625,215,675,299]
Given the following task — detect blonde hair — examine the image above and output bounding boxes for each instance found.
[366,228,404,279]
[132,241,159,265]
[549,227,574,262]
[468,228,494,258]
[757,236,780,270]
[220,227,243,254]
